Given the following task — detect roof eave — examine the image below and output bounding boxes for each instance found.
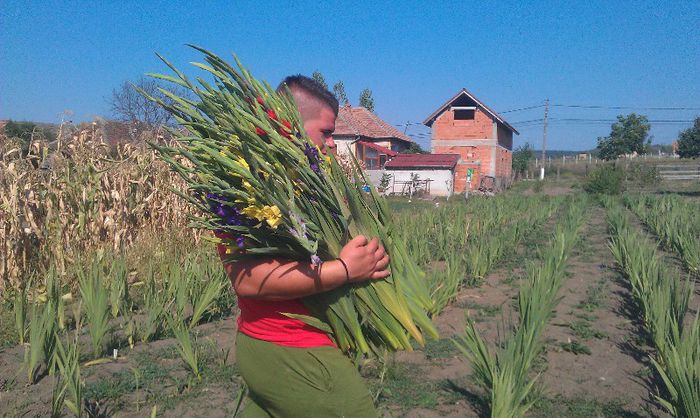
[423,88,520,135]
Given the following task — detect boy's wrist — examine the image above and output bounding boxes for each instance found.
[319,259,350,289]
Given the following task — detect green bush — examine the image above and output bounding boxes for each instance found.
[626,163,660,186]
[583,165,625,195]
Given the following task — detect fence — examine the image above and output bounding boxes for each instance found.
[656,163,700,180]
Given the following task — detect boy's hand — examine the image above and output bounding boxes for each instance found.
[338,235,391,282]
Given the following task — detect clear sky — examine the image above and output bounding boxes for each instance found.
[1,0,698,151]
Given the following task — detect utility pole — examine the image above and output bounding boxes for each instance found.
[540,98,549,179]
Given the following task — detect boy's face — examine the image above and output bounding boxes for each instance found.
[302,105,337,155]
[290,87,337,155]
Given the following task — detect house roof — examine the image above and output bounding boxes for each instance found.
[422,88,519,135]
[385,153,460,170]
[357,140,398,157]
[334,105,413,143]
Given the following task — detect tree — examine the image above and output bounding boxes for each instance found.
[359,88,375,112]
[596,113,651,161]
[512,142,533,177]
[333,81,349,105]
[677,117,700,158]
[311,70,328,90]
[3,121,37,143]
[109,77,181,139]
[401,142,427,154]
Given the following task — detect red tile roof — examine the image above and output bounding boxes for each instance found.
[334,105,413,143]
[385,153,460,169]
[357,141,398,156]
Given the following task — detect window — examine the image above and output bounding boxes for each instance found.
[454,108,475,120]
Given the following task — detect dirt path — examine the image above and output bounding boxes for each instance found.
[538,206,666,417]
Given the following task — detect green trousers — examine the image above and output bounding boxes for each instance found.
[236,332,378,418]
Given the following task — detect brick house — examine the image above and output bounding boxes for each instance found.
[423,88,519,192]
[333,105,413,170]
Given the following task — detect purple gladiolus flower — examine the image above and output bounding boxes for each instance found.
[310,254,322,266]
[304,144,321,174]
[206,193,252,232]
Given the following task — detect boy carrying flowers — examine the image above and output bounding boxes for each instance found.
[221,75,386,417]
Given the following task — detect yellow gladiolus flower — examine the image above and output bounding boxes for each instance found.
[241,205,261,219]
[261,205,282,229]
[241,204,282,229]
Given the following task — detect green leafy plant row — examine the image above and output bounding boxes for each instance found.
[625,194,700,275]
[454,196,586,418]
[605,199,699,418]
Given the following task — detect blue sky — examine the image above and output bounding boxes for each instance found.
[1,1,698,151]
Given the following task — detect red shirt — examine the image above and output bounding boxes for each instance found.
[236,297,335,348]
[216,239,335,348]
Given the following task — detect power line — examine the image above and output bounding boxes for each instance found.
[552,104,700,111]
[513,118,694,125]
[511,118,545,124]
[498,104,545,114]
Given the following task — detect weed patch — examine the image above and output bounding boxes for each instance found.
[561,340,592,355]
[569,320,607,340]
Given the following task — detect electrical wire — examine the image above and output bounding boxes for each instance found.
[498,104,545,113]
[552,104,700,111]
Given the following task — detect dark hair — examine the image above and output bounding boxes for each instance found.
[277,75,339,116]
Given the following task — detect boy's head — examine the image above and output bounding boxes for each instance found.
[277,75,338,154]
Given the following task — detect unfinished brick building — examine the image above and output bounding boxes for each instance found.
[423,88,519,192]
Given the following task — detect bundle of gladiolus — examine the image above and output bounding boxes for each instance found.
[143,45,438,354]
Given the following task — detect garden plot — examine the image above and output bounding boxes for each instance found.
[1,182,699,417]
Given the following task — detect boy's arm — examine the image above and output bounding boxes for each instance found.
[223,235,390,301]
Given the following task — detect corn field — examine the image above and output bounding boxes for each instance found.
[0,131,198,291]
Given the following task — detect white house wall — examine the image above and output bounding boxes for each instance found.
[383,169,454,196]
[364,169,385,186]
[335,139,355,157]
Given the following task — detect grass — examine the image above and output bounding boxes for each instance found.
[560,340,592,355]
[569,320,607,340]
[420,338,460,360]
[82,338,239,414]
[456,300,502,322]
[367,361,439,412]
[576,277,608,312]
[0,303,16,348]
[529,394,649,418]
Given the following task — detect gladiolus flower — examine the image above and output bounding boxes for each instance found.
[255,127,267,136]
[256,96,265,106]
[261,205,283,229]
[278,127,292,139]
[267,108,278,121]
[282,120,292,129]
